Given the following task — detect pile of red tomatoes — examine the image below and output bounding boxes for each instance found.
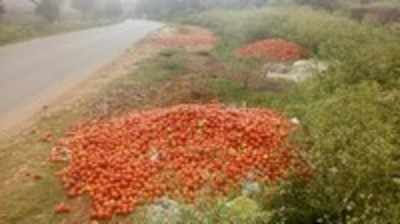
[237,38,308,62]
[54,104,298,220]
[153,33,217,48]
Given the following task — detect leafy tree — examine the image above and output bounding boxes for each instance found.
[72,0,124,19]
[135,0,269,18]
[0,0,5,17]
[71,0,96,15]
[293,0,339,11]
[101,0,124,18]
[30,0,62,22]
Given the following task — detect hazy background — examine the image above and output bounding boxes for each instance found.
[0,0,398,46]
[0,0,138,23]
[1,0,400,24]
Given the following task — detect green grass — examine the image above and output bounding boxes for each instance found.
[0,108,84,224]
[0,20,117,46]
[189,7,397,51]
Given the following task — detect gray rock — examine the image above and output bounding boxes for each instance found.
[264,63,291,74]
[393,178,400,185]
[241,181,262,197]
[267,59,329,82]
[146,198,182,224]
[292,59,328,74]
[290,117,300,125]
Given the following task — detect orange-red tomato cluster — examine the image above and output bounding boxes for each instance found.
[237,38,308,62]
[54,104,298,220]
[153,33,217,48]
[55,202,71,214]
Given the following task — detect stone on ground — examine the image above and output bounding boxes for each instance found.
[241,181,262,197]
[266,59,328,82]
[146,198,183,224]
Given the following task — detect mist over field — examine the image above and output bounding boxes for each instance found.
[0,0,137,23]
[1,0,400,23]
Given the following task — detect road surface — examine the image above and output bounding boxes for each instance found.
[0,20,162,133]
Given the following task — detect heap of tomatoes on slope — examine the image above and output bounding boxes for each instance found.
[53,104,301,220]
[237,38,308,62]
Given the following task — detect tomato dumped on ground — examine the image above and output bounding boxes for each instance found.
[55,202,71,214]
[237,38,308,62]
[153,33,217,48]
[54,104,299,220]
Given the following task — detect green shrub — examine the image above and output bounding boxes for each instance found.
[34,0,62,23]
[135,0,269,19]
[270,82,400,224]
[186,7,397,52]
[0,20,115,46]
[0,24,37,45]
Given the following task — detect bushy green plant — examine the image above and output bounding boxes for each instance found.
[187,7,395,48]
[135,0,269,19]
[270,82,400,224]
[33,0,62,23]
[0,24,37,45]
[0,0,5,18]
[71,0,96,15]
[0,20,116,46]
[293,0,340,11]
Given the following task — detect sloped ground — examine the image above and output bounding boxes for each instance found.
[0,26,186,224]
[1,25,293,224]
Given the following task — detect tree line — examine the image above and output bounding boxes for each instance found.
[0,0,124,23]
[134,0,269,18]
[0,0,4,18]
[133,0,400,18]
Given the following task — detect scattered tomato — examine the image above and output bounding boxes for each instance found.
[55,202,71,214]
[153,32,217,48]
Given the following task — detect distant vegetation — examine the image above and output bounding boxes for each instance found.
[71,0,123,19]
[0,20,115,46]
[0,0,5,18]
[134,0,400,26]
[29,0,124,22]
[0,0,126,46]
[31,0,62,23]
[134,0,269,18]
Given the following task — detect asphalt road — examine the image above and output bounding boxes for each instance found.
[0,20,162,132]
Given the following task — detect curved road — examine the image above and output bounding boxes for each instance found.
[0,20,162,133]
